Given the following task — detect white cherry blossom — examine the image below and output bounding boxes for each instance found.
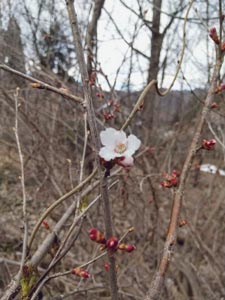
[99,127,141,167]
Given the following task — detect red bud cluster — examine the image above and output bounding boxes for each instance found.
[161,170,179,188]
[209,27,220,44]
[71,267,90,279]
[96,92,104,98]
[89,72,96,86]
[102,100,120,122]
[201,139,216,150]
[214,84,225,94]
[108,100,120,113]
[103,112,114,120]
[88,228,106,244]
[211,102,219,109]
[88,228,136,254]
[179,220,187,227]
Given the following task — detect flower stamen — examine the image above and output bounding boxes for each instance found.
[115,143,127,154]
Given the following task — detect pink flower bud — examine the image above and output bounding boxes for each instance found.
[161,170,179,188]
[221,41,225,52]
[89,72,96,86]
[215,84,225,94]
[209,27,220,44]
[104,262,119,272]
[103,112,114,120]
[42,220,50,230]
[72,268,90,278]
[211,102,219,109]
[104,262,109,271]
[202,139,216,150]
[88,228,106,244]
[106,236,118,252]
[118,243,136,253]
[179,220,187,227]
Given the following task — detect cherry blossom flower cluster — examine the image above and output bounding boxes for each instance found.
[88,228,136,253]
[161,170,179,188]
[99,127,141,170]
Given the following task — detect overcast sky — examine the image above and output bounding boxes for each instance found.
[0,0,222,92]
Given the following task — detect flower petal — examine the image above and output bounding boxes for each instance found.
[126,134,141,155]
[99,147,116,161]
[114,130,126,144]
[119,156,134,167]
[100,128,118,148]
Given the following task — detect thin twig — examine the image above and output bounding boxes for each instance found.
[0,64,84,104]
[28,167,97,250]
[13,87,28,276]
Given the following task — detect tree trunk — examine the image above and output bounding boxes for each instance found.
[144,0,163,137]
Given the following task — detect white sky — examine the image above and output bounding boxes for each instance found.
[0,0,223,92]
[96,0,217,91]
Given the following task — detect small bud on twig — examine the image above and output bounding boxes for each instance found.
[106,236,118,252]
[42,220,50,230]
[88,228,106,244]
[209,27,220,44]
[179,219,187,227]
[214,84,225,94]
[31,82,45,89]
[118,243,136,253]
[71,267,90,278]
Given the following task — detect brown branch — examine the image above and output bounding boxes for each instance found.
[86,0,105,76]
[0,64,84,104]
[144,49,223,300]
[65,1,118,300]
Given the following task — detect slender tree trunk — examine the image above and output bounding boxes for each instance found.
[144,0,163,136]
[86,0,105,77]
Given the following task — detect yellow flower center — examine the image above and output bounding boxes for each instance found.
[115,142,127,154]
